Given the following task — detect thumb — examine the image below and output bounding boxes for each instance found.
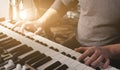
[74,47,89,53]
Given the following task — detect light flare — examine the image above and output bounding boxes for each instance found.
[20,10,27,20]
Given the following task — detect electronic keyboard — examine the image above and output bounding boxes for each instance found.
[0,22,119,70]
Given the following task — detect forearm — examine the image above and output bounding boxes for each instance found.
[37,8,62,28]
[36,0,68,28]
[102,44,120,59]
[35,0,78,28]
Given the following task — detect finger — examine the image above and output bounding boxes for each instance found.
[79,48,94,61]
[85,50,100,65]
[11,21,23,29]
[91,55,104,68]
[25,24,37,32]
[20,24,26,33]
[74,47,88,53]
[34,27,43,35]
[102,58,110,69]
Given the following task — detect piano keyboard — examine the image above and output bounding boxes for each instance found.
[0,22,119,70]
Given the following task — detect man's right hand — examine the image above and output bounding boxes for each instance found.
[74,47,110,69]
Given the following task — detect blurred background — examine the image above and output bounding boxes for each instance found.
[0,0,80,46]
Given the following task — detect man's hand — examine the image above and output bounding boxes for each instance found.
[11,20,42,33]
[11,20,54,40]
[74,47,110,69]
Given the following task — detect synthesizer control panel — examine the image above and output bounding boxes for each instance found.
[0,22,119,70]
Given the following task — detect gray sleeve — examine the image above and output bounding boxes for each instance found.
[51,0,78,16]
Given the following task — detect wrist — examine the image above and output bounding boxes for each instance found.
[34,20,45,29]
[101,46,112,59]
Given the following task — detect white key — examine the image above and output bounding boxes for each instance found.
[4,60,15,70]
[13,64,22,70]
[83,66,95,70]
[22,65,28,70]
[75,63,87,70]
[37,60,57,70]
[103,66,119,70]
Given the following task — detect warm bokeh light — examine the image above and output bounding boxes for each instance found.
[20,10,27,20]
[12,7,17,20]
[19,1,27,20]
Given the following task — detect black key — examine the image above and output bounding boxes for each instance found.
[3,41,21,49]
[13,47,33,57]
[14,30,25,36]
[0,33,3,35]
[95,67,101,70]
[44,61,61,70]
[49,47,59,52]
[9,45,29,54]
[0,47,4,54]
[1,39,16,47]
[0,37,13,42]
[0,56,4,63]
[49,47,54,50]
[19,51,40,64]
[35,40,48,46]
[0,33,5,36]
[0,47,4,63]
[61,52,66,55]
[54,48,59,52]
[0,39,17,49]
[0,37,13,44]
[0,34,7,39]
[26,54,46,65]
[66,54,71,57]
[80,60,85,64]
[71,56,76,60]
[56,64,68,70]
[32,56,52,68]
[26,36,34,40]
